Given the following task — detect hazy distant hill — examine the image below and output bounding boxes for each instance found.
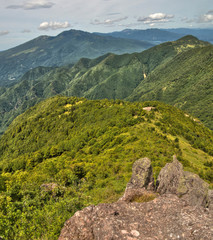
[95,28,182,42]
[0,29,153,87]
[97,28,213,43]
[165,28,213,43]
[0,96,212,239]
[0,36,212,135]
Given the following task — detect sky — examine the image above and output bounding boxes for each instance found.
[0,0,213,50]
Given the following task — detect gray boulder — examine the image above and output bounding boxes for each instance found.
[127,157,154,190]
[119,157,155,202]
[156,155,209,207]
[58,194,213,240]
[207,190,213,211]
[58,156,213,240]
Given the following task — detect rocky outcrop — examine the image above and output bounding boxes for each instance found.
[59,194,212,240]
[207,190,213,211]
[156,156,210,207]
[58,157,213,240]
[127,157,154,190]
[119,157,155,202]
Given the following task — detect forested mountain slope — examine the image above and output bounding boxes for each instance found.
[0,29,153,86]
[128,44,213,129]
[0,96,212,239]
[1,36,211,135]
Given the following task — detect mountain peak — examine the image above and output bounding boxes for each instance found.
[57,29,90,37]
[179,34,198,40]
[176,35,207,44]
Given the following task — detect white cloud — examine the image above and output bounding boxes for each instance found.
[199,10,213,23]
[91,16,128,25]
[183,10,213,24]
[0,31,9,36]
[38,21,71,30]
[138,13,174,24]
[7,1,54,10]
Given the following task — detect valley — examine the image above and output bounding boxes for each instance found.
[0,27,212,240]
[0,35,212,136]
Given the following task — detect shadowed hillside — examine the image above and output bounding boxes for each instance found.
[0,29,153,87]
[1,36,212,135]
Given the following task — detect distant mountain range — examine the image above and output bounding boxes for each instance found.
[1,28,212,88]
[0,35,212,135]
[164,28,213,43]
[95,28,182,42]
[0,29,153,87]
[96,28,213,43]
[0,29,213,240]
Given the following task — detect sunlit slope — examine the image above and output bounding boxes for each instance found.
[0,96,212,239]
[128,44,213,129]
[1,36,210,135]
[0,29,153,86]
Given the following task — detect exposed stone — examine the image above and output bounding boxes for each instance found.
[207,190,213,212]
[119,158,155,202]
[156,156,209,207]
[40,183,65,197]
[142,107,155,111]
[58,157,213,239]
[40,183,59,192]
[127,157,154,190]
[59,194,213,240]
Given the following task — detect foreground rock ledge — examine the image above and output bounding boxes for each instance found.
[58,157,213,240]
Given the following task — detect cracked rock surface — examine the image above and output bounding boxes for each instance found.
[58,157,213,240]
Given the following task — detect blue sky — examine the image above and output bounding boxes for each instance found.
[0,0,213,50]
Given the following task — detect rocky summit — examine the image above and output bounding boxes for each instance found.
[58,156,213,240]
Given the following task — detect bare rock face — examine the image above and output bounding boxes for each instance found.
[156,156,209,207]
[208,190,213,211]
[120,157,155,202]
[127,157,154,190]
[58,157,213,240]
[59,194,213,240]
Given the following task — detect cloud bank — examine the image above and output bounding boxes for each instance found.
[199,10,213,23]
[38,21,71,30]
[138,13,174,24]
[7,1,54,10]
[0,31,9,36]
[91,16,128,26]
[182,10,213,25]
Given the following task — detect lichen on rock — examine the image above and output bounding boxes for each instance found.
[156,155,210,207]
[58,156,213,240]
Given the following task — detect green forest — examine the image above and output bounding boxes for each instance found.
[0,96,212,239]
[1,35,212,137]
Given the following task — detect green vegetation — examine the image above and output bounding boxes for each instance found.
[130,192,157,203]
[1,35,212,136]
[0,96,212,239]
[0,29,153,87]
[128,44,213,129]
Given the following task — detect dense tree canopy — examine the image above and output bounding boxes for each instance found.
[0,96,212,239]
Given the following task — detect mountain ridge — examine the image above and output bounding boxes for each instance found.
[96,27,213,43]
[0,29,153,87]
[0,35,212,135]
[0,96,212,239]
